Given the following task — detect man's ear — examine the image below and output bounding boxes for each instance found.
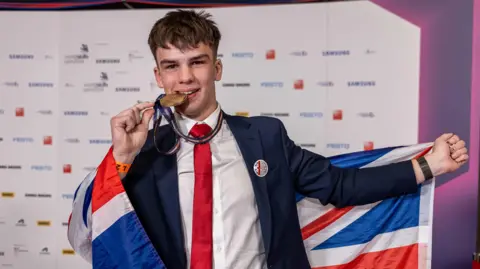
[214,59,223,81]
[153,66,164,88]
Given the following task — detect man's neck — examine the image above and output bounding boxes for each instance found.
[185,102,218,122]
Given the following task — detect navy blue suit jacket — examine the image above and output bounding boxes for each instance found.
[122,112,418,269]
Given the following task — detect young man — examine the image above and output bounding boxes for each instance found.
[69,9,468,269]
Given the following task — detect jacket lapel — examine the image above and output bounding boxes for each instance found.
[151,125,187,268]
[224,112,272,257]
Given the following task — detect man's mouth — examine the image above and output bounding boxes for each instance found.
[179,88,200,95]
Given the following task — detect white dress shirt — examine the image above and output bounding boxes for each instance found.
[174,104,266,269]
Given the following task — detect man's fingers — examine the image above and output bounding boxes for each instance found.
[455,154,469,163]
[140,108,154,126]
[438,133,454,142]
[113,115,137,132]
[451,147,467,159]
[447,134,460,145]
[135,101,155,111]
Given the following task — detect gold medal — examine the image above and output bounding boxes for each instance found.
[159,93,187,107]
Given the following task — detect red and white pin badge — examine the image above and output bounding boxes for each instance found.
[253,159,268,177]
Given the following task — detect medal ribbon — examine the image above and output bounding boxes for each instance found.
[152,93,223,155]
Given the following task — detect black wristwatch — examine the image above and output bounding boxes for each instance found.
[417,156,433,180]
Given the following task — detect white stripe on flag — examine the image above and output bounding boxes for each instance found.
[307,226,426,268]
[361,143,433,168]
[296,198,335,228]
[92,192,134,240]
[302,201,380,249]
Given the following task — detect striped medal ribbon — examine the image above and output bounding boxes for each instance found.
[152,93,223,155]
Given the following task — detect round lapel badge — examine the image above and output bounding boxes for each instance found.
[253,159,268,177]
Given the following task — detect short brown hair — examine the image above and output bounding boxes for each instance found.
[148,9,222,61]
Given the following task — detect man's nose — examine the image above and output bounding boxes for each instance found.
[178,65,194,83]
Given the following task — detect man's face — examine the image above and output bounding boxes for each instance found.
[153,42,222,120]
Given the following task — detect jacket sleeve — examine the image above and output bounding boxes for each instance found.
[278,120,419,208]
[67,169,96,264]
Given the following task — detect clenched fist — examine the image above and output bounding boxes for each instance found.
[111,102,155,164]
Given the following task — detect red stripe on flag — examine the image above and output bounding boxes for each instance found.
[301,206,354,240]
[312,244,418,269]
[92,146,126,213]
[414,146,432,159]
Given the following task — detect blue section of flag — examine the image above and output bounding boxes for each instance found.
[313,185,421,250]
[92,211,166,269]
[83,180,94,227]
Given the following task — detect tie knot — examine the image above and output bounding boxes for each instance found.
[189,123,212,138]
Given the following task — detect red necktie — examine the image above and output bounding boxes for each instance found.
[189,123,213,269]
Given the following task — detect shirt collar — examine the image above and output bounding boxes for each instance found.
[174,103,221,135]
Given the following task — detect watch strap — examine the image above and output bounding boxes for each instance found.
[417,156,433,180]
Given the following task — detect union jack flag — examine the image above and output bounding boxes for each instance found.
[67,143,434,269]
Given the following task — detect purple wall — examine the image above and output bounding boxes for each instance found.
[370,0,480,268]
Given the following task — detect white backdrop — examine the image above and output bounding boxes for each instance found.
[0,1,420,268]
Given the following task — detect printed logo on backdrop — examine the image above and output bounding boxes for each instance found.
[43,136,52,145]
[64,44,89,64]
[13,244,28,256]
[260,82,283,88]
[266,49,275,60]
[259,112,289,117]
[28,82,54,88]
[299,143,316,148]
[116,86,140,93]
[40,247,50,255]
[317,81,334,87]
[30,165,52,172]
[357,112,375,118]
[300,112,323,118]
[15,107,24,117]
[37,220,51,227]
[0,192,14,198]
[3,81,18,87]
[62,194,74,200]
[128,50,144,62]
[290,50,308,57]
[64,138,80,144]
[235,112,249,117]
[327,143,350,149]
[9,54,34,60]
[64,111,88,116]
[83,72,108,92]
[332,110,343,120]
[0,109,4,115]
[294,79,304,90]
[37,110,53,115]
[221,82,250,88]
[62,249,75,255]
[63,164,72,174]
[15,219,26,227]
[231,52,254,58]
[364,141,374,151]
[25,193,52,198]
[347,80,376,87]
[12,137,34,143]
[322,50,350,56]
[0,217,6,225]
[365,49,376,54]
[0,165,21,170]
[0,137,3,142]
[83,166,96,172]
[89,139,112,144]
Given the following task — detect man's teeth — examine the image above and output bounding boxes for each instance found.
[183,89,198,95]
